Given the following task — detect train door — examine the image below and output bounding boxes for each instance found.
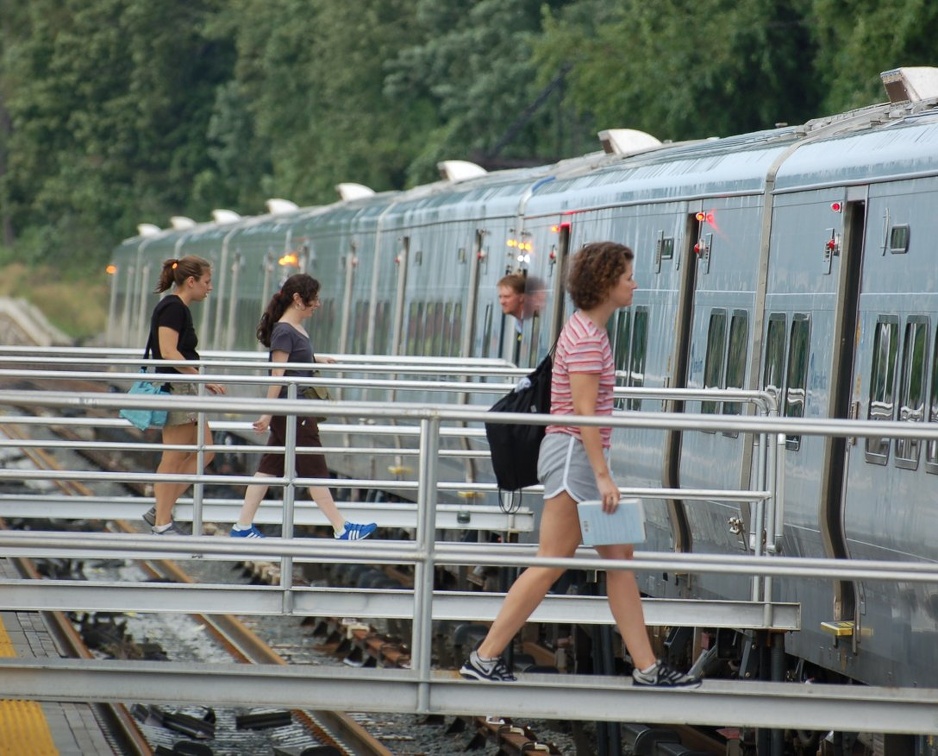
[676,198,763,581]
[662,210,700,557]
[835,182,938,687]
[603,203,690,582]
[763,186,864,672]
[461,229,487,358]
[515,219,568,366]
[821,194,865,628]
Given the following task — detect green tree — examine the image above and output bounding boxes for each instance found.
[536,0,818,142]
[2,0,233,270]
[222,0,430,204]
[385,0,585,183]
[808,0,938,113]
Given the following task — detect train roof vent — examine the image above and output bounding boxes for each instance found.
[169,216,196,230]
[211,209,241,224]
[336,182,375,201]
[265,199,299,215]
[137,223,162,237]
[881,66,938,103]
[438,160,488,181]
[598,129,663,155]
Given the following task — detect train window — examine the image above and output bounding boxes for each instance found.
[763,314,787,405]
[374,301,388,354]
[889,224,910,254]
[527,310,542,367]
[406,301,421,354]
[441,302,453,357]
[865,316,899,464]
[628,308,648,411]
[895,317,928,469]
[449,302,462,357]
[319,299,336,352]
[702,309,727,417]
[613,310,631,410]
[353,301,368,354]
[481,303,494,359]
[426,301,442,356]
[927,326,938,471]
[722,310,749,433]
[784,315,811,450]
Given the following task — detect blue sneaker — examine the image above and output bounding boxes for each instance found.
[335,522,377,541]
[230,525,264,538]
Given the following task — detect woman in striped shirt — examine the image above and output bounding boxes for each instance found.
[461,241,700,687]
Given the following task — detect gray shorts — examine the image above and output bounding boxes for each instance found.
[538,432,609,502]
[165,382,200,426]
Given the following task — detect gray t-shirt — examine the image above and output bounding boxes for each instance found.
[268,322,314,398]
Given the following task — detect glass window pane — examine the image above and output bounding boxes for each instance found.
[451,302,462,357]
[407,301,421,354]
[784,315,810,449]
[928,325,938,466]
[763,315,786,405]
[896,318,928,465]
[482,303,493,359]
[614,311,631,410]
[628,308,648,411]
[702,310,727,415]
[866,317,899,460]
[723,311,749,418]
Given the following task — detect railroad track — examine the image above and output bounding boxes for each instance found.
[1,418,392,755]
[1,377,729,755]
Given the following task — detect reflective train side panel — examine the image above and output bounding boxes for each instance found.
[771,119,938,686]
[108,71,938,694]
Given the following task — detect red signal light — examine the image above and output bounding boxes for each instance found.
[831,202,843,213]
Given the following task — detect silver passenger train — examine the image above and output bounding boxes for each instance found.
[110,66,938,714]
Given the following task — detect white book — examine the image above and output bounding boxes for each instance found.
[577,498,646,546]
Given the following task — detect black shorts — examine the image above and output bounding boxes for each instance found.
[256,414,329,480]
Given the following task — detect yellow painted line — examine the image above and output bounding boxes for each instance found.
[0,615,59,755]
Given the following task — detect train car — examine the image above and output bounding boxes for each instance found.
[110,66,938,747]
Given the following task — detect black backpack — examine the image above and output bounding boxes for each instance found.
[485,349,554,491]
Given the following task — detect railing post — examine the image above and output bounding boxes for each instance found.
[413,415,440,714]
[280,385,298,613]
[192,366,206,538]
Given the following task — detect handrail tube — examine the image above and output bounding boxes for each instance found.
[0,389,930,439]
[0,530,937,584]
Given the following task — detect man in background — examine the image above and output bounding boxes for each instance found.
[497,272,526,320]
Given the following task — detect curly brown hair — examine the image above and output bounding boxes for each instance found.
[566,242,634,309]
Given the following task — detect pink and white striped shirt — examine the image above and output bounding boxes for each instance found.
[546,310,616,448]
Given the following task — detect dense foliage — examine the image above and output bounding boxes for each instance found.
[1,0,936,273]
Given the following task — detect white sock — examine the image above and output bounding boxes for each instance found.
[153,522,173,533]
[640,662,657,674]
[233,523,252,531]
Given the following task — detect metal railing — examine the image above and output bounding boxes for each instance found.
[3,353,938,729]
